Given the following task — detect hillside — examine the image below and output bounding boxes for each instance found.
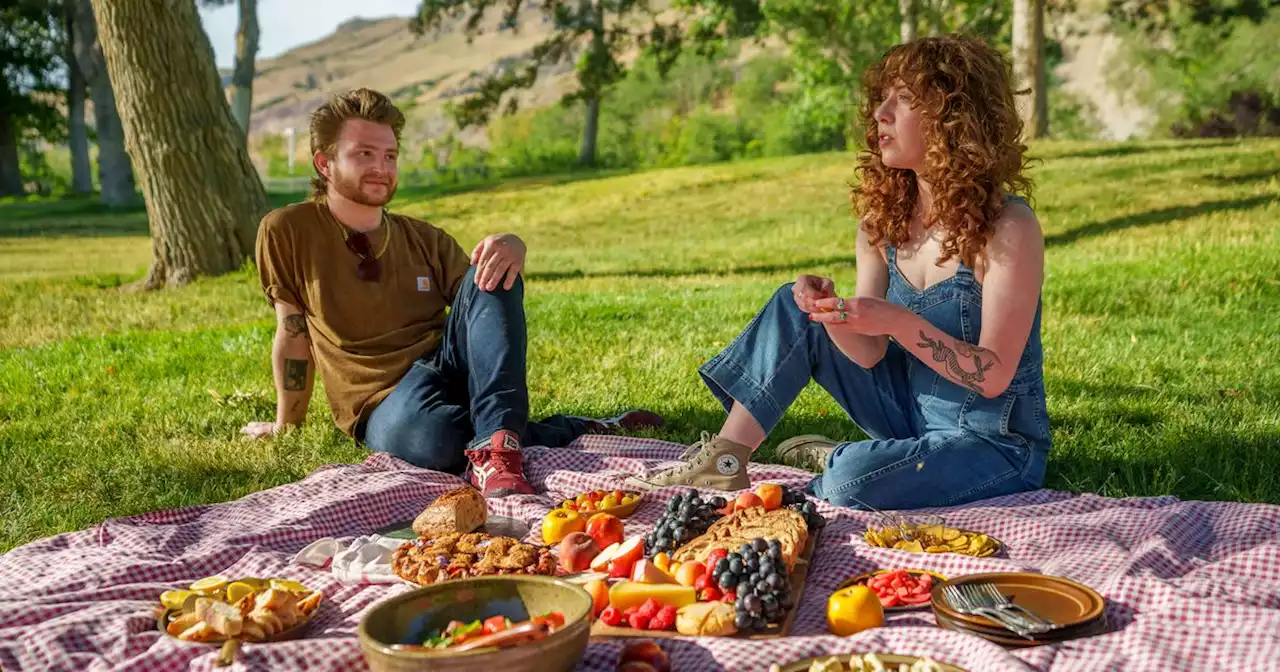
[230,6,1153,154]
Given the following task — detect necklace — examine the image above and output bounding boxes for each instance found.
[328,204,392,259]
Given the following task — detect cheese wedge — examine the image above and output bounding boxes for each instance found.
[607,581,696,612]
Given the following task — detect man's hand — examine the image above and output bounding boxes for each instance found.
[470,233,526,291]
[793,274,836,313]
[241,420,280,440]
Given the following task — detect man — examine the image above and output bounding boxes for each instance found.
[243,88,660,496]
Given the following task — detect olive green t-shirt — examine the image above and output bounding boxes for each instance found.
[254,201,472,437]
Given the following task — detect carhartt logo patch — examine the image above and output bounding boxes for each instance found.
[416,277,431,292]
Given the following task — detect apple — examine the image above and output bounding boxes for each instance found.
[590,542,623,572]
[585,512,625,550]
[541,508,586,545]
[612,536,645,569]
[631,559,678,585]
[557,532,600,574]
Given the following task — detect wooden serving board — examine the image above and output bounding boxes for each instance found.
[589,529,820,641]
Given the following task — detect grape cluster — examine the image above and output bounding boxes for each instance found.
[644,490,727,556]
[712,538,793,632]
[781,485,826,532]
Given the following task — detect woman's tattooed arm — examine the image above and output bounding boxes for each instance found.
[915,331,1002,394]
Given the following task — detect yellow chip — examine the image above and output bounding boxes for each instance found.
[897,539,925,553]
[189,575,228,593]
[948,536,969,549]
[941,527,961,541]
[924,545,951,553]
[160,589,193,610]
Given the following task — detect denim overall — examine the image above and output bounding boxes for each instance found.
[699,205,1051,510]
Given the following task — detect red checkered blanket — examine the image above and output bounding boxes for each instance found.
[3,436,1279,671]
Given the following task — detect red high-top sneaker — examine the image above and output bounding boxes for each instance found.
[464,430,535,497]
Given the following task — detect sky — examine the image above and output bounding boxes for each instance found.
[197,0,424,69]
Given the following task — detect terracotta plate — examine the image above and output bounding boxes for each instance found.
[931,572,1105,632]
[836,569,948,612]
[933,608,1109,648]
[776,653,967,672]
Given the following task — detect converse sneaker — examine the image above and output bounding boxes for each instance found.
[624,431,752,492]
[581,409,665,435]
[464,430,535,497]
[775,434,839,473]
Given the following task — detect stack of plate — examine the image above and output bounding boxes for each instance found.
[930,572,1109,648]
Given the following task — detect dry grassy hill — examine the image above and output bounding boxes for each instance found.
[232,4,1151,161]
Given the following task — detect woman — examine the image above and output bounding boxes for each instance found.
[628,35,1052,510]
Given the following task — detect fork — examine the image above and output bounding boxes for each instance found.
[959,583,1056,635]
[976,582,1057,629]
[847,494,919,542]
[943,585,1039,639]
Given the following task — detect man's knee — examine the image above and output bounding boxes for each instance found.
[365,409,470,473]
[459,264,524,299]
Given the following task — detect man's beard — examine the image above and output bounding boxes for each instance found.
[331,168,397,207]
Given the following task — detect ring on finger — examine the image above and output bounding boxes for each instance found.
[840,312,847,321]
[836,297,846,312]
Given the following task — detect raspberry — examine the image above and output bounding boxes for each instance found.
[599,606,623,627]
[657,605,678,622]
[628,612,651,630]
[649,611,675,631]
[637,598,661,621]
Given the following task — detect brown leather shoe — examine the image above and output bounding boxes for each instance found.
[625,432,752,492]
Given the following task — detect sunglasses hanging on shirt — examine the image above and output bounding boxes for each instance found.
[345,231,381,282]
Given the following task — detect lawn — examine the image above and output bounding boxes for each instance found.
[2,139,1278,553]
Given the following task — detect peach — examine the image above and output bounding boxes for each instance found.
[735,492,765,511]
[584,579,610,617]
[557,532,600,574]
[756,483,783,511]
[619,640,670,672]
[585,512,625,550]
[674,562,706,587]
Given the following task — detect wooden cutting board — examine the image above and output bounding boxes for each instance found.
[589,528,820,640]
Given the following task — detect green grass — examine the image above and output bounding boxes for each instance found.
[2,139,1279,552]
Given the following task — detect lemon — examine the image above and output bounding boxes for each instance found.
[189,575,229,594]
[826,585,884,636]
[226,581,257,605]
[160,589,193,610]
[269,578,310,594]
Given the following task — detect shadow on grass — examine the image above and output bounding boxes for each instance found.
[526,254,857,282]
[1044,194,1278,248]
[1204,169,1279,186]
[1040,139,1239,161]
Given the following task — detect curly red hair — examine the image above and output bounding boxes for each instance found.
[853,35,1034,268]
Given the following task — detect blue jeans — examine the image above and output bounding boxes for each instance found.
[358,267,590,472]
[699,283,1050,510]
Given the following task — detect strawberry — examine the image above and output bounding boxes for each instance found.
[720,590,736,604]
[694,573,714,592]
[698,585,722,602]
[704,548,728,573]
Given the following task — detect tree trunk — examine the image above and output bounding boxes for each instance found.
[229,0,259,137]
[899,0,917,43]
[579,96,600,167]
[87,0,269,288]
[1012,0,1048,139]
[70,0,136,206]
[0,111,24,197]
[66,4,93,195]
[927,0,943,36]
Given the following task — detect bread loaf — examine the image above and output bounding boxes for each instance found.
[676,601,738,636]
[412,487,487,537]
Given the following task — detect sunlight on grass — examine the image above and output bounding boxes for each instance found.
[2,138,1279,552]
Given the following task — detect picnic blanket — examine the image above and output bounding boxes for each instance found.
[2,435,1279,672]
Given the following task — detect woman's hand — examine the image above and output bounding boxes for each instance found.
[793,274,836,312]
[809,295,908,337]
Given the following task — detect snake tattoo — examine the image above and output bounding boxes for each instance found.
[916,330,997,393]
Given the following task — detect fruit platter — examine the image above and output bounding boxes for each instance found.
[586,482,826,639]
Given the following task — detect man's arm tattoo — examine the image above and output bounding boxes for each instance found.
[284,358,308,391]
[283,314,308,339]
[916,330,998,393]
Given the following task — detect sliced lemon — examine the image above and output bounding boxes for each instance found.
[189,575,229,593]
[160,589,194,610]
[237,577,269,591]
[269,578,310,594]
[226,581,257,605]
